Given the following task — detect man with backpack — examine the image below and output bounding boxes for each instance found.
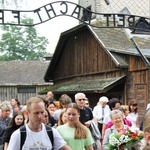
[8,96,71,150]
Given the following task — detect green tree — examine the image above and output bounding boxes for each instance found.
[0,17,49,61]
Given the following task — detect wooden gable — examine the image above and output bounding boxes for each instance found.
[44,25,127,84]
[43,24,150,114]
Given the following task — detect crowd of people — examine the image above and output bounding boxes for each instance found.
[0,92,149,150]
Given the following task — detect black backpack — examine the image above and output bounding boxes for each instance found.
[20,125,54,150]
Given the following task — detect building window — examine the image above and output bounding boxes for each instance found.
[18,87,36,93]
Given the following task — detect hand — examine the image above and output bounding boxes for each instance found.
[84,121,91,128]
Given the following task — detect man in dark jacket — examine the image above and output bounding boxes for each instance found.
[46,91,56,102]
[75,92,93,127]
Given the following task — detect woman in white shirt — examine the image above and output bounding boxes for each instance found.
[128,99,138,127]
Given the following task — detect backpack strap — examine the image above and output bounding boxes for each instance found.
[20,125,54,150]
[45,125,54,149]
[20,125,26,150]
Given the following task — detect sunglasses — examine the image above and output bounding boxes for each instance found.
[78,99,86,101]
[132,104,137,107]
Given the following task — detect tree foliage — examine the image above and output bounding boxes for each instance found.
[0,17,49,61]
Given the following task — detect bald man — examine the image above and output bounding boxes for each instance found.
[47,91,56,102]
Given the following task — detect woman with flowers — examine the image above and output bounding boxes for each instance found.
[103,109,143,150]
[105,107,132,130]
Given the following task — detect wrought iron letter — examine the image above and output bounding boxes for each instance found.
[128,15,136,28]
[112,14,116,26]
[44,4,56,19]
[71,5,81,19]
[0,10,4,24]
[12,11,20,25]
[103,14,111,26]
[34,8,42,22]
[118,14,125,27]
[60,2,68,14]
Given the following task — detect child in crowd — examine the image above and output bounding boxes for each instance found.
[58,108,67,126]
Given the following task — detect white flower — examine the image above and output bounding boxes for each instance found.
[119,135,131,143]
[109,133,132,148]
[109,133,122,146]
[129,126,139,133]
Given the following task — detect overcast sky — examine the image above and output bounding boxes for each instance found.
[27,0,79,54]
[0,0,79,54]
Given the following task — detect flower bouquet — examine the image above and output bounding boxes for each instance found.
[106,126,144,150]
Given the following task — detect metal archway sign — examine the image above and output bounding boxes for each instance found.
[1,1,150,69]
[0,1,150,31]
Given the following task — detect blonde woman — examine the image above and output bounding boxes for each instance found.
[57,103,94,150]
[0,101,12,149]
[58,108,67,126]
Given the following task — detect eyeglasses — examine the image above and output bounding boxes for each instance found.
[49,107,55,108]
[78,99,86,101]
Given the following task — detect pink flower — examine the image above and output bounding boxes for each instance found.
[120,129,127,134]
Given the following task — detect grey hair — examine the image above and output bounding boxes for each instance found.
[99,96,109,103]
[110,109,124,119]
[74,93,87,100]
[0,101,12,111]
